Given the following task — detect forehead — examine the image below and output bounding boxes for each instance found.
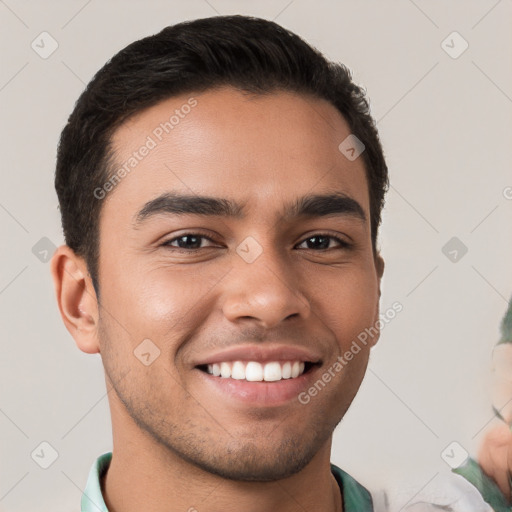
[105,87,370,223]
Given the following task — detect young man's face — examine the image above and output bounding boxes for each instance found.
[84,87,383,480]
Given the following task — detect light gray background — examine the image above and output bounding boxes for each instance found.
[1,1,511,510]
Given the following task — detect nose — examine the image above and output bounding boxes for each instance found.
[221,244,311,329]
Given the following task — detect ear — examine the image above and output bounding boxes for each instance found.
[375,252,385,283]
[50,245,100,354]
[369,252,385,347]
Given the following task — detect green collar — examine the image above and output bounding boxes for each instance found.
[331,463,374,511]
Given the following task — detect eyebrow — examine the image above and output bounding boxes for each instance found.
[133,191,367,226]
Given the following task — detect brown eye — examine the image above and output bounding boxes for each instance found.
[296,234,351,251]
[162,233,216,250]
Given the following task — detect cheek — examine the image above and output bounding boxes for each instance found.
[104,261,224,340]
[304,265,379,347]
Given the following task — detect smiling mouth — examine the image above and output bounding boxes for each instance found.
[196,360,317,382]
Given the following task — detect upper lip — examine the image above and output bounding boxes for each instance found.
[193,344,322,366]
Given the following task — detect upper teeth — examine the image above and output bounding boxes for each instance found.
[206,361,306,381]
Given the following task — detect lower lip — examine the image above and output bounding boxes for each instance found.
[195,366,320,407]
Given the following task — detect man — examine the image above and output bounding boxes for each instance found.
[50,13,512,512]
[50,14,400,511]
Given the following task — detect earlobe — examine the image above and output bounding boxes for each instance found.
[50,245,100,354]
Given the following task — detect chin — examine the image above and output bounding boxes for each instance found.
[190,447,313,482]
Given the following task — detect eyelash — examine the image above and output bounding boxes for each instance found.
[160,232,352,252]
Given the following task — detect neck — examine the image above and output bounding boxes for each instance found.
[103,398,343,512]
